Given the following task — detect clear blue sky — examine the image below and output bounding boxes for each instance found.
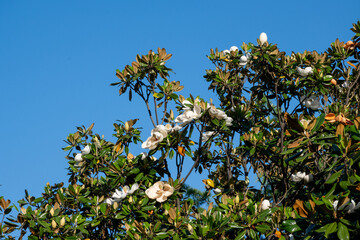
[1,1,359,204]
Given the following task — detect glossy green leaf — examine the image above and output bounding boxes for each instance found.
[325,171,342,184]
[337,222,349,240]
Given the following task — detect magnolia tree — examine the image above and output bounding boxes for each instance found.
[1,22,360,240]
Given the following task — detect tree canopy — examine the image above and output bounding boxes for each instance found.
[1,21,360,240]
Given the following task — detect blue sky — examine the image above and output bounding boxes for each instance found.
[1,0,359,204]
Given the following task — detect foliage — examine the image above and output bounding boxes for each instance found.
[1,21,360,239]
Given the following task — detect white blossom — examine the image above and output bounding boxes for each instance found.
[332,200,339,210]
[290,172,313,183]
[141,152,148,160]
[345,200,356,213]
[229,46,238,52]
[333,199,350,211]
[290,172,306,182]
[81,145,90,155]
[141,125,170,150]
[259,32,268,45]
[175,105,202,125]
[172,125,183,131]
[297,66,313,77]
[145,181,174,203]
[239,55,248,66]
[202,131,215,142]
[261,199,271,210]
[74,154,83,162]
[300,95,321,110]
[225,116,233,127]
[209,106,227,120]
[213,188,221,194]
[223,49,230,55]
[181,99,193,111]
[127,184,139,195]
[112,189,127,202]
[111,184,138,202]
[105,198,115,205]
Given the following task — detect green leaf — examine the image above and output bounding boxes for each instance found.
[250,147,256,156]
[281,220,301,233]
[325,222,337,238]
[129,168,140,175]
[325,170,342,184]
[337,222,349,240]
[100,203,107,215]
[311,113,325,133]
[324,183,337,198]
[235,230,246,240]
[142,205,156,211]
[255,224,271,233]
[153,92,164,99]
[135,172,144,182]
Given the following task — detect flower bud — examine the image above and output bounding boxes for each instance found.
[230,46,238,52]
[51,219,57,229]
[60,217,65,227]
[261,199,271,210]
[74,153,83,162]
[259,32,268,45]
[50,208,54,216]
[213,188,221,194]
[81,145,90,155]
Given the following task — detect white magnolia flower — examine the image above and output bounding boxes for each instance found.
[259,32,268,45]
[345,200,356,213]
[333,199,360,213]
[141,152,148,160]
[172,125,183,131]
[112,189,127,202]
[181,99,193,111]
[209,106,227,120]
[81,145,90,155]
[142,125,170,150]
[145,181,174,203]
[213,188,222,194]
[105,198,115,205]
[300,95,321,110]
[290,172,313,183]
[175,105,202,125]
[239,55,248,66]
[127,184,139,195]
[290,172,306,182]
[333,200,339,210]
[223,49,230,55]
[303,174,313,183]
[297,66,313,77]
[261,199,271,210]
[230,46,238,52]
[112,184,138,202]
[74,154,83,162]
[155,124,172,134]
[202,131,215,142]
[225,116,233,127]
[333,199,349,211]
